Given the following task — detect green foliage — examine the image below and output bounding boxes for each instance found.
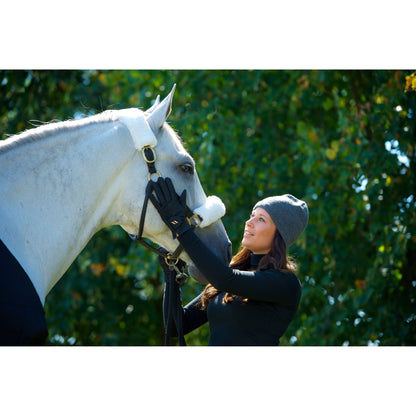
[1,70,415,345]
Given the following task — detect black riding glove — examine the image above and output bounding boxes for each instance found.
[149,177,197,239]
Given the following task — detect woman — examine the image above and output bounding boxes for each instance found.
[150,177,309,346]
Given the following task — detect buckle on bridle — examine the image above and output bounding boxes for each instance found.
[142,146,161,180]
[187,213,202,228]
[142,146,156,163]
[148,171,162,181]
[165,254,179,267]
[164,253,189,286]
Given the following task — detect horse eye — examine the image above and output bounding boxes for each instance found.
[180,163,194,175]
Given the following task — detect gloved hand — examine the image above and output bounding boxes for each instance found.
[150,177,196,238]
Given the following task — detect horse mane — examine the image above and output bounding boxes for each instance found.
[0,110,121,154]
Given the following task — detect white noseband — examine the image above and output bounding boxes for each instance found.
[194,196,226,228]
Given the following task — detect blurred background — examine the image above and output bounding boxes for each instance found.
[1,70,415,346]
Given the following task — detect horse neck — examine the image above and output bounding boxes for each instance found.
[0,120,136,303]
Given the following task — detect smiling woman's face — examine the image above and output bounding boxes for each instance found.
[242,207,276,254]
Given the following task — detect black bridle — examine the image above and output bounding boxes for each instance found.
[128,145,201,281]
[128,145,200,345]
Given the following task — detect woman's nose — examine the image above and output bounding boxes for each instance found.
[246,218,254,227]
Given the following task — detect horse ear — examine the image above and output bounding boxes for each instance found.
[145,84,176,134]
[145,95,161,114]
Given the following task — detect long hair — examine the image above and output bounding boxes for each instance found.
[199,229,296,309]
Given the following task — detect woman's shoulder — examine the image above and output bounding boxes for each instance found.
[258,268,302,288]
[250,268,302,306]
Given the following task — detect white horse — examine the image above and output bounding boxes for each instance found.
[0,85,231,343]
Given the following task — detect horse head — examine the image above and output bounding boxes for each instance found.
[117,85,231,283]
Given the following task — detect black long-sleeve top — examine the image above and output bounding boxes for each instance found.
[166,229,302,346]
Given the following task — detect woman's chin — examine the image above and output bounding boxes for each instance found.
[241,239,251,251]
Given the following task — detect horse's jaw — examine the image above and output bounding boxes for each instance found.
[188,220,232,284]
[187,265,209,284]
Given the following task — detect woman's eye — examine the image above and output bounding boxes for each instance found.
[180,163,194,175]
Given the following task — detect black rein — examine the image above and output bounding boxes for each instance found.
[128,146,191,346]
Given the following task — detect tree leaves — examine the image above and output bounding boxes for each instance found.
[1,70,415,345]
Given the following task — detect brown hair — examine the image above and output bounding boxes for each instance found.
[199,229,296,309]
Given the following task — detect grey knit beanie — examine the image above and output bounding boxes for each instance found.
[254,194,309,248]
